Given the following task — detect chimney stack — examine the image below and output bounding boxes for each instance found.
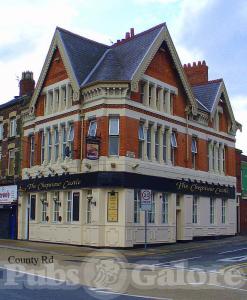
[19,71,35,96]
[183,61,208,86]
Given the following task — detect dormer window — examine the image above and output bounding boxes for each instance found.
[88,120,97,137]
[10,118,17,137]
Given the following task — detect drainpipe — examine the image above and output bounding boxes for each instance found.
[185,105,191,164]
[80,110,85,171]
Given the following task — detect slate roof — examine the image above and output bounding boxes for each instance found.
[0,96,22,110]
[192,80,222,112]
[58,27,109,86]
[57,24,165,87]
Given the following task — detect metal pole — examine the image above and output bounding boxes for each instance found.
[145,210,147,249]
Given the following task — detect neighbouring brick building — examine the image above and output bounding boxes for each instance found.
[18,23,241,247]
[236,150,247,234]
[0,71,34,239]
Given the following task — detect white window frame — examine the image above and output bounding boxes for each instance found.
[40,193,47,223]
[54,127,59,161]
[148,193,155,224]
[68,123,74,158]
[192,196,198,224]
[171,131,177,165]
[191,138,197,169]
[138,123,145,159]
[155,129,159,161]
[62,125,67,160]
[41,131,45,164]
[109,117,120,156]
[67,191,72,223]
[210,198,215,224]
[147,126,151,160]
[87,190,93,224]
[88,120,97,137]
[10,118,17,137]
[53,192,60,223]
[222,199,227,224]
[140,82,145,103]
[30,135,35,167]
[47,129,52,162]
[163,129,167,163]
[162,193,169,224]
[134,190,141,223]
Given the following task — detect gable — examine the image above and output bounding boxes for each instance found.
[144,46,187,118]
[43,48,68,87]
[130,25,198,115]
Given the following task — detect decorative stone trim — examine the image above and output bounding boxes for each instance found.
[29,29,80,116]
[131,25,198,115]
[9,111,17,118]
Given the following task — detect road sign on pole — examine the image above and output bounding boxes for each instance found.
[140,189,152,211]
[140,189,152,249]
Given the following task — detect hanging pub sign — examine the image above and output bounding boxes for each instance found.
[86,138,100,160]
[107,192,118,222]
[0,185,17,204]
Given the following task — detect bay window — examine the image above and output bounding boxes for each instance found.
[68,123,74,158]
[54,127,59,161]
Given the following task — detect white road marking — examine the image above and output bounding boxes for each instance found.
[218,255,247,262]
[208,283,247,292]
[0,266,65,283]
[154,256,202,266]
[95,290,173,300]
[218,248,247,255]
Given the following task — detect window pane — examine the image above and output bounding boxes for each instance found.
[138,125,145,140]
[88,120,97,137]
[109,118,119,135]
[191,139,197,153]
[171,132,177,148]
[109,136,119,155]
[72,193,80,221]
[30,195,36,220]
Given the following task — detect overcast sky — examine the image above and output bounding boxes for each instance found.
[0,0,246,152]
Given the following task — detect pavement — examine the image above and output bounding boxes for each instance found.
[0,235,247,300]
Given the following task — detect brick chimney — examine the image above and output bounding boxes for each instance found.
[115,28,135,45]
[19,71,35,96]
[183,61,208,86]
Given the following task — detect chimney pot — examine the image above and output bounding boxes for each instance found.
[125,32,130,39]
[130,28,135,37]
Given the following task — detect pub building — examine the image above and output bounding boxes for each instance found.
[0,72,34,239]
[18,23,241,247]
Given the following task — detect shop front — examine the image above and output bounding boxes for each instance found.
[18,172,236,247]
[0,185,18,239]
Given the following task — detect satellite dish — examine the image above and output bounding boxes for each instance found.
[65,146,71,157]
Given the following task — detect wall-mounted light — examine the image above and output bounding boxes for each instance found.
[85,163,91,170]
[110,190,116,196]
[111,163,116,168]
[49,167,55,174]
[61,165,68,172]
[132,163,139,170]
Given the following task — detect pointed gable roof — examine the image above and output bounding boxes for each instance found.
[192,79,241,132]
[58,27,109,86]
[192,80,222,112]
[83,24,164,85]
[30,23,197,113]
